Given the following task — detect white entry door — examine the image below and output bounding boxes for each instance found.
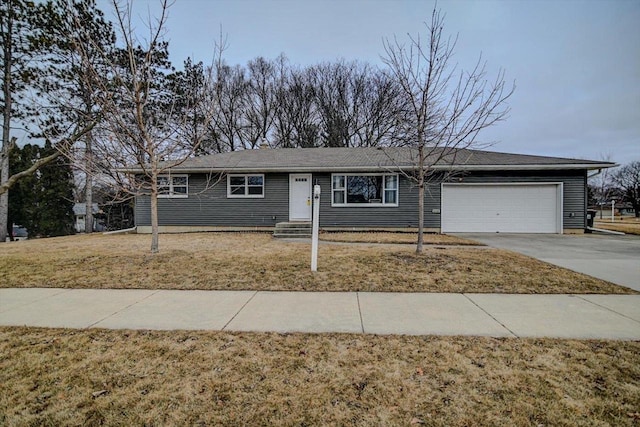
[289,174,312,221]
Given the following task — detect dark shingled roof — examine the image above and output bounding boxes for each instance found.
[135,147,615,173]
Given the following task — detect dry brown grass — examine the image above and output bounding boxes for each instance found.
[1,327,639,426]
[320,231,482,245]
[0,232,633,294]
[595,218,640,235]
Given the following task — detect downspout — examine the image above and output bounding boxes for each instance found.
[587,168,602,179]
[586,168,602,228]
[582,169,602,233]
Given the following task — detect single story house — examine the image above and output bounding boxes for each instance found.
[132,147,615,234]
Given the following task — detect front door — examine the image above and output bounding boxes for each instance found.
[289,174,312,221]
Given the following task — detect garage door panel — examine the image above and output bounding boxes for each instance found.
[441,184,560,233]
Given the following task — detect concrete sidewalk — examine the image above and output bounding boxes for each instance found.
[1,288,639,340]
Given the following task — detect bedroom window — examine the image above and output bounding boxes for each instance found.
[157,175,188,198]
[331,174,398,206]
[228,174,264,198]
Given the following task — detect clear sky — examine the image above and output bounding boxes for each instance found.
[98,0,640,165]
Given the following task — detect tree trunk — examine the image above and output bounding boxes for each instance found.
[150,170,159,253]
[0,149,8,242]
[84,134,93,233]
[0,2,13,243]
[84,179,93,232]
[416,144,425,254]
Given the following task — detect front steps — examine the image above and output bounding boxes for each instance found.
[273,222,312,238]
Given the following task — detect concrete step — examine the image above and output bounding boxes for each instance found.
[273,222,312,238]
[273,232,311,239]
[275,222,311,229]
[273,228,312,235]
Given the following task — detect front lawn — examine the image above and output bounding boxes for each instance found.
[0,232,633,294]
[320,231,482,245]
[1,328,638,426]
[595,218,640,235]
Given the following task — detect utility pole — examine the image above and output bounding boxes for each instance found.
[611,200,615,222]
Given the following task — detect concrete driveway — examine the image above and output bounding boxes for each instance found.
[457,233,640,291]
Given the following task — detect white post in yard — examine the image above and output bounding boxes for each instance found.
[311,184,321,272]
[611,199,615,222]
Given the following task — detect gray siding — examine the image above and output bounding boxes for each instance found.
[449,170,586,229]
[135,169,587,229]
[314,173,431,228]
[317,170,585,229]
[136,173,289,227]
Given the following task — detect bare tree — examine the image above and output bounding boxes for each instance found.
[353,69,403,147]
[588,153,614,218]
[273,65,319,148]
[243,56,279,147]
[270,60,403,149]
[271,55,295,147]
[311,61,356,147]
[382,7,514,253]
[73,0,213,253]
[611,161,640,218]
[208,34,249,152]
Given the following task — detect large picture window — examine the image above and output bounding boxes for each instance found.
[227,174,264,198]
[331,174,398,206]
[157,175,188,198]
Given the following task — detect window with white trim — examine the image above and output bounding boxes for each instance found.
[157,175,188,198]
[331,174,398,206]
[227,174,264,198]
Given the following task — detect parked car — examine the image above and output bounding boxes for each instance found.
[10,225,28,241]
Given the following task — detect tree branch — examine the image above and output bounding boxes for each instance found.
[0,121,97,195]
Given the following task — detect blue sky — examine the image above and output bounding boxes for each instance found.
[98,0,640,165]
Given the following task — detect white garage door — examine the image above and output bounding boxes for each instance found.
[441,184,561,233]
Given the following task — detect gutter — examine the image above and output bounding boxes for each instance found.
[118,163,619,174]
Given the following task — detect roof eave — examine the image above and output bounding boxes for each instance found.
[119,162,617,174]
[433,163,618,171]
[119,166,413,174]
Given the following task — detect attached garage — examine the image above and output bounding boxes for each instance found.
[441,183,563,233]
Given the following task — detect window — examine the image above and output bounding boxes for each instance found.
[157,175,188,198]
[227,174,264,198]
[332,174,398,206]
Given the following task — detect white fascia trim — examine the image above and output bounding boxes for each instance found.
[157,166,408,173]
[432,163,617,171]
[120,162,617,174]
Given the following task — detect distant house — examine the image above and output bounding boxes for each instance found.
[73,203,105,233]
[619,204,637,216]
[125,147,615,234]
[589,202,636,218]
